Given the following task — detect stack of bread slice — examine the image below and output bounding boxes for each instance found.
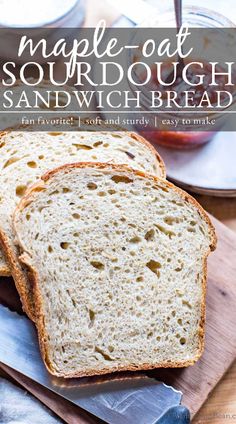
[0,123,216,378]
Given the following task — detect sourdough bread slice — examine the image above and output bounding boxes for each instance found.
[0,128,165,307]
[13,163,216,378]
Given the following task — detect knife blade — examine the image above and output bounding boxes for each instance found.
[0,304,189,423]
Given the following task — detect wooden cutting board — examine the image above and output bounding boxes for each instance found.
[0,215,236,423]
[148,216,236,416]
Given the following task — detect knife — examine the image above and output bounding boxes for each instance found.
[0,305,190,423]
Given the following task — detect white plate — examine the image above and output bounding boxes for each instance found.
[156,132,236,196]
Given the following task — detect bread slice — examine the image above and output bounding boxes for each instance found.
[13,163,216,378]
[0,128,165,303]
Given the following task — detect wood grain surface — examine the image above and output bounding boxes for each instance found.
[146,215,236,420]
[193,196,236,424]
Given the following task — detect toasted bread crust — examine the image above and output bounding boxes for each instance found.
[13,162,216,377]
[0,229,36,320]
[0,263,11,276]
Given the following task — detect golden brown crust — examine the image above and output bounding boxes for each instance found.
[128,132,166,179]
[43,355,198,379]
[0,229,36,321]
[0,264,11,277]
[13,162,216,377]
